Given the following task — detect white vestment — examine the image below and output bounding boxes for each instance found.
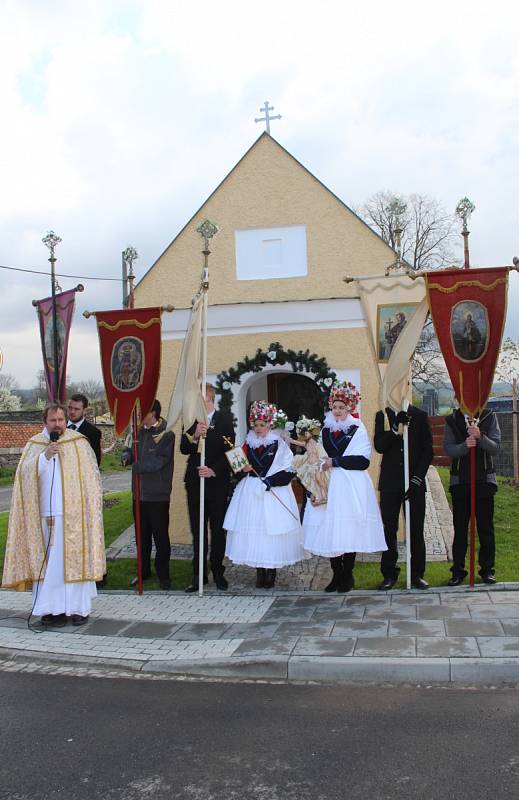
[32,431,97,616]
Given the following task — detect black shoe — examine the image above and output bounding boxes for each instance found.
[71,614,89,626]
[96,574,107,588]
[159,580,172,590]
[256,568,266,588]
[481,573,497,585]
[48,613,67,627]
[41,614,54,625]
[324,575,341,592]
[411,577,429,590]
[213,573,228,591]
[264,569,277,589]
[184,576,209,593]
[448,575,465,587]
[337,573,354,593]
[378,576,398,591]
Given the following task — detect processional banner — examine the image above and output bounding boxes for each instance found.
[95,307,162,435]
[424,267,508,418]
[34,288,79,403]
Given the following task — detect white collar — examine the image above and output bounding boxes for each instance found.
[246,430,279,449]
[323,411,359,433]
[68,418,84,429]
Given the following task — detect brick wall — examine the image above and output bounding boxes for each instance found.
[430,416,449,467]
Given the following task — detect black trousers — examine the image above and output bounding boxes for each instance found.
[450,483,496,578]
[379,489,426,580]
[134,500,171,582]
[186,480,229,576]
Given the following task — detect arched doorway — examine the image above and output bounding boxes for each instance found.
[266,373,325,424]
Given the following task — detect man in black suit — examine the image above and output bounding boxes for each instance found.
[181,384,235,592]
[374,404,434,590]
[67,394,102,465]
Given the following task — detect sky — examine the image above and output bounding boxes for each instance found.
[1,0,518,389]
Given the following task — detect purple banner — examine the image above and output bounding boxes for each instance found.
[34,288,78,403]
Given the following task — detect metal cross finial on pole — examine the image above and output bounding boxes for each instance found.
[122,246,139,308]
[254,101,281,134]
[456,197,476,270]
[42,230,62,402]
[195,218,219,596]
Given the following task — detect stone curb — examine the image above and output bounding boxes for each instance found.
[1,645,519,685]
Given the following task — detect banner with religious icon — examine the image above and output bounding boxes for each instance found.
[424,267,509,417]
[34,288,80,403]
[95,307,163,434]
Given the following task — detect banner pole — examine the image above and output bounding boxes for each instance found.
[469,444,476,588]
[403,424,412,590]
[198,253,209,597]
[126,253,144,596]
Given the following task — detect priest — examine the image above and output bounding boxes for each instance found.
[2,403,105,626]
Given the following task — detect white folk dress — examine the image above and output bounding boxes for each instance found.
[303,413,387,557]
[224,432,306,568]
[32,433,97,617]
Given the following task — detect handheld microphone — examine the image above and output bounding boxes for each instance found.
[49,431,59,442]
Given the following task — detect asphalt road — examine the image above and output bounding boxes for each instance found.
[0,471,131,511]
[0,672,518,800]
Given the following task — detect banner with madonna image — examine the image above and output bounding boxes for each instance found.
[424,267,509,417]
[95,307,162,435]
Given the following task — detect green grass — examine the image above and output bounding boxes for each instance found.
[1,480,518,590]
[0,451,125,486]
[0,468,16,486]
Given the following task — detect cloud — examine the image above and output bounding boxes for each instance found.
[1,0,518,385]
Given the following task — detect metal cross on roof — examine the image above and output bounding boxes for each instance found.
[254,101,281,134]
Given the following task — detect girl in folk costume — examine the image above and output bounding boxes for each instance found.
[224,401,305,589]
[303,381,386,592]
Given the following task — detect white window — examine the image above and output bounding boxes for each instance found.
[235,225,308,281]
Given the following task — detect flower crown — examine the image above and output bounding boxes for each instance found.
[248,400,277,426]
[295,416,322,437]
[327,381,360,411]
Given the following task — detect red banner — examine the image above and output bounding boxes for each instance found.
[95,307,162,435]
[34,288,79,403]
[425,268,508,417]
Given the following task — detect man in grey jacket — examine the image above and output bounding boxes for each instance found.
[122,400,175,589]
[443,407,500,586]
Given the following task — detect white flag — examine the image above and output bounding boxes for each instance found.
[166,293,208,432]
[380,296,429,411]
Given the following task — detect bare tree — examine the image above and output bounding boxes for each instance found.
[359,191,460,271]
[78,379,104,400]
[0,373,19,392]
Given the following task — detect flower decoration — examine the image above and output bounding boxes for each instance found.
[323,377,333,387]
[327,380,360,411]
[272,408,288,429]
[222,381,231,390]
[248,400,277,426]
[267,350,277,361]
[295,416,322,437]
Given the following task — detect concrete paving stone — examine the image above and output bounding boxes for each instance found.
[78,619,132,637]
[293,595,345,608]
[0,616,29,629]
[477,637,519,657]
[417,605,471,619]
[501,620,519,636]
[119,622,182,639]
[389,620,446,637]
[168,623,231,641]
[470,605,519,619]
[292,637,356,657]
[269,597,299,608]
[311,605,365,620]
[344,596,389,607]
[261,607,315,622]
[450,658,519,683]
[222,622,281,638]
[331,619,389,637]
[353,636,416,657]
[490,591,519,602]
[445,619,504,637]
[390,594,440,605]
[232,636,299,657]
[439,591,493,605]
[288,656,451,683]
[275,621,334,637]
[364,607,418,620]
[143,656,289,679]
[416,637,480,658]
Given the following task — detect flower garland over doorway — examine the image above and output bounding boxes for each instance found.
[215,341,337,417]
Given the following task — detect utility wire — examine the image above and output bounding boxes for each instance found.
[0,263,122,282]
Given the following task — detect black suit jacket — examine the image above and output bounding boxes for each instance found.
[180,411,235,489]
[72,419,102,466]
[374,405,433,493]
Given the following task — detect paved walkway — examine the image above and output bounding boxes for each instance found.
[1,585,518,684]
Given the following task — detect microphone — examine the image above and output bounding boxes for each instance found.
[50,431,59,442]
